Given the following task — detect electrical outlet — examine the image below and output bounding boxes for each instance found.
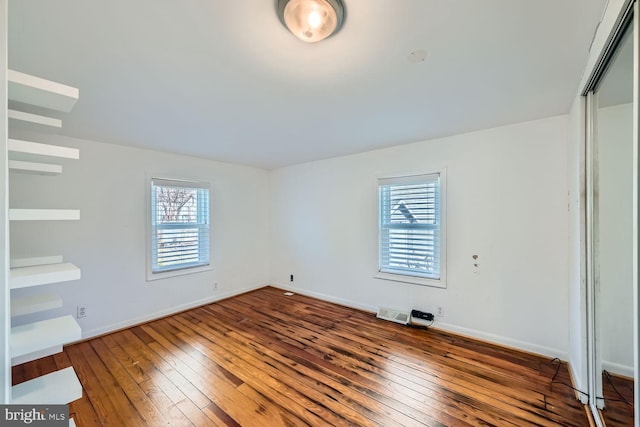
[77,306,87,318]
[436,306,444,317]
[213,282,218,290]
[290,274,294,282]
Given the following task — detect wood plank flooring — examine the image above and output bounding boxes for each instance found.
[13,286,590,426]
[601,371,634,426]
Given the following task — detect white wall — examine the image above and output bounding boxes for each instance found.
[270,116,570,358]
[9,131,270,338]
[598,103,635,376]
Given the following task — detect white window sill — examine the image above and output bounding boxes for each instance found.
[146,264,212,282]
[374,271,446,288]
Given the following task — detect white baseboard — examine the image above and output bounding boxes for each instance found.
[81,281,569,363]
[430,322,568,361]
[602,360,634,378]
[272,282,378,313]
[272,282,568,361]
[79,283,268,340]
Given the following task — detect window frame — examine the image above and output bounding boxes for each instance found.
[146,175,212,281]
[375,171,447,288]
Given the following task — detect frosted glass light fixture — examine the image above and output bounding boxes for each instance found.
[277,0,345,43]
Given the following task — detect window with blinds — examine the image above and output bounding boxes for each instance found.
[150,178,210,274]
[378,173,444,284]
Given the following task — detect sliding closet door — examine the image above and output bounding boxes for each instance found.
[585,3,637,425]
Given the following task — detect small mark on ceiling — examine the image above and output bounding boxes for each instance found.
[407,49,427,63]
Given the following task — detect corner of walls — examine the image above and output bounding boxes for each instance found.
[9,131,272,340]
[80,282,269,340]
[269,281,379,314]
[268,115,571,360]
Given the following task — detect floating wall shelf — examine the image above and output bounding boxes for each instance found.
[11,256,64,269]
[9,160,62,175]
[8,139,79,160]
[11,293,63,317]
[9,209,80,221]
[8,109,62,129]
[10,262,81,290]
[11,315,81,359]
[11,367,82,405]
[12,345,63,367]
[8,69,79,112]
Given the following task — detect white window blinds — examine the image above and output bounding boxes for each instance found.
[151,178,210,274]
[379,173,441,280]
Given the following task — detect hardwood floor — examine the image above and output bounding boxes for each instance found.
[13,286,590,426]
[601,371,634,427]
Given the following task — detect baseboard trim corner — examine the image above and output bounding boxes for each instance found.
[79,283,269,341]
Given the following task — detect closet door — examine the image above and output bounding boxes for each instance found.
[585,3,637,425]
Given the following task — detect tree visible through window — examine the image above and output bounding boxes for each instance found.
[151,178,210,274]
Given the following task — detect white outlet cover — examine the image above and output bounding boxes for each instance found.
[77,306,87,318]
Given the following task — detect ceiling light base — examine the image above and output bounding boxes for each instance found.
[277,0,345,43]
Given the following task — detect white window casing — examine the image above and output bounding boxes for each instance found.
[376,171,446,288]
[147,177,211,281]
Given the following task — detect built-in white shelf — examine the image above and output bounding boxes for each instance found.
[9,209,80,221]
[5,69,83,408]
[8,109,62,129]
[9,160,62,175]
[8,69,79,112]
[11,293,63,317]
[8,139,79,160]
[10,263,81,290]
[11,366,82,404]
[12,345,63,366]
[11,255,64,269]
[11,315,81,359]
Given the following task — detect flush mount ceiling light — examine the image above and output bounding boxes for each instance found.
[277,0,345,43]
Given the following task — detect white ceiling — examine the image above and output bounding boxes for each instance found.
[9,0,606,169]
